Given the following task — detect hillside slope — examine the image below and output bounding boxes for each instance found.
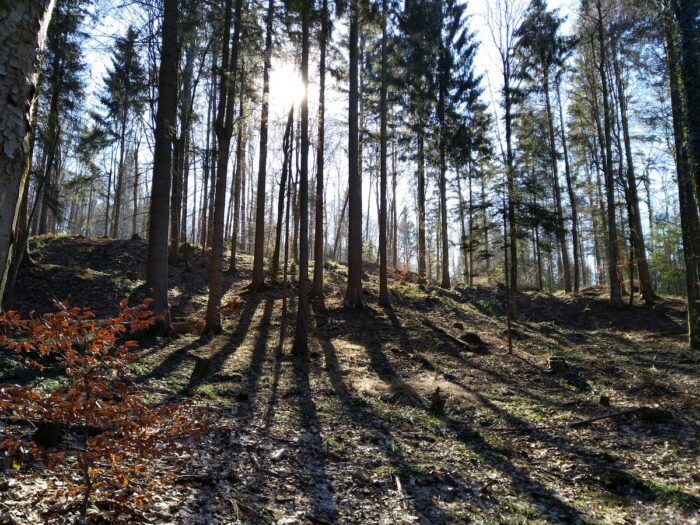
[2,236,699,524]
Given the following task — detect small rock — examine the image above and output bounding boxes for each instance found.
[272,448,286,461]
[599,395,611,407]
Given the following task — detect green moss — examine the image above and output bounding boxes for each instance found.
[372,399,445,436]
[322,435,345,453]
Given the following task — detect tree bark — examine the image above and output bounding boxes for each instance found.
[378,0,389,306]
[295,0,310,351]
[0,0,56,306]
[674,0,700,202]
[665,20,700,349]
[556,77,580,293]
[544,77,571,293]
[312,0,329,298]
[271,106,294,280]
[204,0,242,333]
[252,0,275,289]
[595,0,623,306]
[344,0,364,307]
[145,0,178,329]
[612,46,655,304]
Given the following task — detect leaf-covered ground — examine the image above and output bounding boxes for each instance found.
[2,236,699,524]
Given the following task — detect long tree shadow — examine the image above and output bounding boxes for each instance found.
[234,297,275,421]
[263,314,288,430]
[291,350,339,523]
[180,295,268,396]
[383,307,699,517]
[318,330,464,524]
[328,306,591,524]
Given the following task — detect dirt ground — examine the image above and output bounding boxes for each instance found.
[2,236,699,524]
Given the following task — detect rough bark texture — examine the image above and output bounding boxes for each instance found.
[556,79,580,294]
[417,134,427,282]
[145,0,178,327]
[0,0,56,306]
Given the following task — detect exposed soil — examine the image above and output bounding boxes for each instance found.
[2,236,699,524]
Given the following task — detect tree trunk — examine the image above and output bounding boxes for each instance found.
[132,140,140,237]
[544,77,571,293]
[251,0,275,289]
[295,0,310,352]
[332,188,348,261]
[595,0,623,306]
[204,0,242,333]
[391,141,398,270]
[229,70,246,273]
[271,106,294,280]
[378,0,389,306]
[145,0,178,329]
[665,20,700,349]
[312,0,329,298]
[344,0,364,307]
[556,77,580,293]
[111,117,127,238]
[417,132,427,282]
[674,0,700,201]
[612,46,655,304]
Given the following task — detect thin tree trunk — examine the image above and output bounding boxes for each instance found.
[312,0,329,297]
[544,77,571,292]
[205,0,242,333]
[295,0,310,351]
[132,140,140,237]
[665,20,700,349]
[111,118,128,238]
[595,0,623,306]
[378,0,389,305]
[332,188,348,261]
[229,71,246,273]
[271,106,294,280]
[252,0,275,289]
[612,46,655,304]
[556,77,580,293]
[391,141,398,270]
[417,133,427,281]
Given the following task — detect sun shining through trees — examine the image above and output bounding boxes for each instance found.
[269,60,307,113]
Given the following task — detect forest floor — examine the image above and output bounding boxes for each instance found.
[2,235,700,524]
